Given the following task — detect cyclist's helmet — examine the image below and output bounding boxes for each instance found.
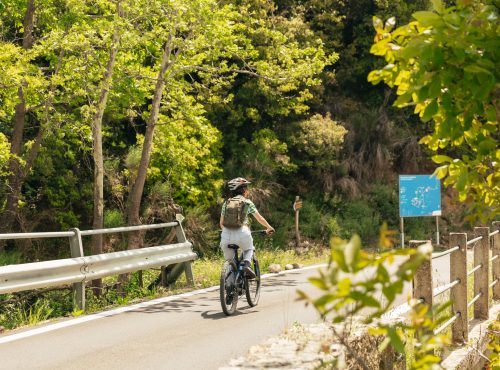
[227,177,251,191]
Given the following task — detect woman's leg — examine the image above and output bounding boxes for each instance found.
[238,227,254,263]
[220,228,233,260]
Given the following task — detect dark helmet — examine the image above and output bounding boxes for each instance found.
[227,177,251,191]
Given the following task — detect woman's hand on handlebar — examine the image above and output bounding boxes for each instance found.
[266,227,275,235]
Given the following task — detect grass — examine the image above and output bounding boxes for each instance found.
[0,247,329,332]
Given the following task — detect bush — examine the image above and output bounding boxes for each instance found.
[104,209,125,228]
[368,183,399,228]
[337,200,380,245]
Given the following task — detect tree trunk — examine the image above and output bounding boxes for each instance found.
[91,1,122,295]
[0,0,35,250]
[126,34,174,250]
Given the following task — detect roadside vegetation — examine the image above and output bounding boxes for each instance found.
[0,0,498,368]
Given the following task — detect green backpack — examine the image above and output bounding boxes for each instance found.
[223,196,248,228]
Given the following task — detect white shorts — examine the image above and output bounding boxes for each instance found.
[220,226,254,261]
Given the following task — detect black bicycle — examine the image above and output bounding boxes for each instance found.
[219,230,265,316]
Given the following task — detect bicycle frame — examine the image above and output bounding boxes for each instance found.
[219,230,265,315]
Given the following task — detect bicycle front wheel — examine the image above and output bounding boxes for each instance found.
[220,261,238,315]
[245,256,261,307]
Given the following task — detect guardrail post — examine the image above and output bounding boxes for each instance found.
[450,233,468,344]
[174,217,194,285]
[474,227,489,320]
[493,222,500,300]
[69,228,85,311]
[411,240,433,310]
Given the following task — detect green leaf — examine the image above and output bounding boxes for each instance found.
[350,291,380,308]
[422,100,438,122]
[478,138,496,155]
[337,277,351,296]
[456,170,468,191]
[387,327,405,353]
[309,277,329,290]
[431,0,445,13]
[486,106,497,121]
[413,11,441,26]
[428,78,441,99]
[432,155,452,164]
[344,235,361,271]
[373,16,384,32]
[313,294,336,307]
[393,92,412,107]
[464,64,492,75]
[434,165,448,178]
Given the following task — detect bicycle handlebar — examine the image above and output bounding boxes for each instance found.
[251,229,273,235]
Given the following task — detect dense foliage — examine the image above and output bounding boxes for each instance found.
[0,0,497,259]
[369,0,499,221]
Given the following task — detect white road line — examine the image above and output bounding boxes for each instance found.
[0,263,326,344]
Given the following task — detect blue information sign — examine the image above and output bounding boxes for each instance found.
[399,175,441,217]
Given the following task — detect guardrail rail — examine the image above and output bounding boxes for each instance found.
[0,217,196,311]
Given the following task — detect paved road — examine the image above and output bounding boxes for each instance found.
[0,266,326,370]
[0,252,456,370]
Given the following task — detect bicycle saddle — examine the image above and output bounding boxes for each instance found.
[228,244,239,250]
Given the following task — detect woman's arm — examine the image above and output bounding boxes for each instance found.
[252,212,274,234]
[219,215,224,229]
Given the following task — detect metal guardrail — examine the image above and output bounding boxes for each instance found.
[0,231,74,240]
[0,218,196,311]
[0,242,195,294]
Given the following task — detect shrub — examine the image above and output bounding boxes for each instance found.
[104,209,125,228]
[337,200,380,245]
[368,183,399,228]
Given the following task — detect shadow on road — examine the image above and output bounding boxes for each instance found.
[125,296,219,314]
[123,275,304,316]
[201,305,258,320]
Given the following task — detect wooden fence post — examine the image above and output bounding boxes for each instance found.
[450,233,468,344]
[294,196,301,248]
[474,227,490,320]
[411,240,433,309]
[493,221,500,300]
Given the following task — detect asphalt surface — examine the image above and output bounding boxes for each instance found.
[0,266,325,370]
[0,252,456,370]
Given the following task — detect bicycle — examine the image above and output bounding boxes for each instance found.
[219,230,266,316]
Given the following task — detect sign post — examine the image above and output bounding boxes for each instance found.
[399,175,441,247]
[293,196,302,248]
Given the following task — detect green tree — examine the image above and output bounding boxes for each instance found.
[0,134,9,175]
[369,0,499,221]
[290,113,347,192]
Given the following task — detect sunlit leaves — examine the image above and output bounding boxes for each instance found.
[369,2,499,221]
[0,133,10,175]
[299,229,449,369]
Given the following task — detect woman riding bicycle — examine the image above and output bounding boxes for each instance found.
[220,177,274,278]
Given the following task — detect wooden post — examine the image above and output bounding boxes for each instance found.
[493,222,500,300]
[450,233,468,344]
[294,196,301,248]
[411,240,433,309]
[473,227,490,320]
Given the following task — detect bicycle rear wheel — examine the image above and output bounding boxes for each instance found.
[245,256,261,307]
[220,261,238,315]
